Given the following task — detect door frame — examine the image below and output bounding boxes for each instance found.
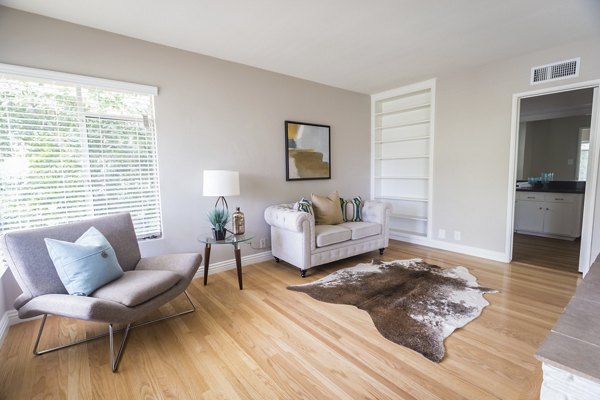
[505,79,600,274]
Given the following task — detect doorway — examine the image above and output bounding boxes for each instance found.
[507,81,600,275]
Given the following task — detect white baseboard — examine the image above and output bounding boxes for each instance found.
[193,250,273,280]
[7,309,40,325]
[390,233,510,263]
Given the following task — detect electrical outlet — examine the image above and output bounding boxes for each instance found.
[438,229,446,239]
[259,238,266,248]
[454,231,461,241]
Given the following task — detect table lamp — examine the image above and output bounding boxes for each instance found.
[203,170,240,212]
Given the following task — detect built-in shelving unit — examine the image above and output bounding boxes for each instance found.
[371,79,436,239]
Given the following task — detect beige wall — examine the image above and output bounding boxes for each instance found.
[431,35,600,254]
[0,7,370,314]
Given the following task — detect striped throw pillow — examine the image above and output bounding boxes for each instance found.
[296,198,314,215]
[340,196,363,222]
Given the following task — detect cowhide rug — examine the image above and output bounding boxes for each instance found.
[288,259,497,362]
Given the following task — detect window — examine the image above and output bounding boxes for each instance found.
[578,128,591,181]
[0,65,162,239]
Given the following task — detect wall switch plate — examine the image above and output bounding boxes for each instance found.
[259,238,266,248]
[454,231,461,241]
[438,229,446,239]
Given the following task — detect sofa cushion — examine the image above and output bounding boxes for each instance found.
[91,270,181,307]
[315,225,352,247]
[311,192,343,225]
[339,222,382,240]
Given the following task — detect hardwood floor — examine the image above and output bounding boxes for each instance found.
[0,240,581,399]
[512,233,581,273]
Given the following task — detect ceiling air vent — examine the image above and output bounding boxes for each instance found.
[530,58,580,85]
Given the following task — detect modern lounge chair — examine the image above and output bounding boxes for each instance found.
[0,213,202,372]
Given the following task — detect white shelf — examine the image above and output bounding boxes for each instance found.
[375,119,430,130]
[379,88,430,103]
[374,195,429,202]
[392,213,428,221]
[375,176,429,180]
[375,103,430,116]
[372,81,435,242]
[375,155,428,161]
[374,136,429,144]
[390,227,427,237]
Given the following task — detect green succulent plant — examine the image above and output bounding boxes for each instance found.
[207,208,230,231]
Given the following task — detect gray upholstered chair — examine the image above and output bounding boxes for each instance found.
[0,213,202,372]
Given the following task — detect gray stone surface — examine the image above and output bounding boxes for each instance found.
[536,260,600,383]
[553,296,600,347]
[537,332,600,384]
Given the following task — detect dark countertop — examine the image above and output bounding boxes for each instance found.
[516,181,586,194]
[516,187,586,194]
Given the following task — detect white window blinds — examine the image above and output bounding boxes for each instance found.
[0,70,162,239]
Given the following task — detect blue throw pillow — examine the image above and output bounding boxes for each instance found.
[45,227,124,296]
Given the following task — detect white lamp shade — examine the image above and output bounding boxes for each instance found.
[203,170,240,197]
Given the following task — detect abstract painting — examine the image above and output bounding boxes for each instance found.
[285,121,331,181]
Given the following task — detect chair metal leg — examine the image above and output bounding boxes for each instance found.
[32,290,196,371]
[33,313,115,356]
[109,323,131,372]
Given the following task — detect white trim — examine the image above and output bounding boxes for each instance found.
[0,311,9,349]
[505,79,600,270]
[580,87,600,276]
[0,62,158,95]
[7,309,42,326]
[391,233,509,263]
[193,250,273,281]
[370,98,376,201]
[371,78,437,100]
[427,80,436,239]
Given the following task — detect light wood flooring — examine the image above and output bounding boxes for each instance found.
[0,240,581,399]
[512,233,581,273]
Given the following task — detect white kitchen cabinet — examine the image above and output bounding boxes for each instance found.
[515,191,584,240]
[516,199,544,232]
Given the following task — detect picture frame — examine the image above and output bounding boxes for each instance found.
[285,120,331,181]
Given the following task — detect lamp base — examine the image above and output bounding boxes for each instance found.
[215,196,229,213]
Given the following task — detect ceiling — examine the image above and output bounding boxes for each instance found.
[1,0,599,94]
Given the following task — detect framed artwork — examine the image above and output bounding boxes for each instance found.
[285,120,331,181]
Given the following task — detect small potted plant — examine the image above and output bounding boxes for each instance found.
[208,208,230,240]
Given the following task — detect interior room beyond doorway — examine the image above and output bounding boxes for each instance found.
[513,88,595,273]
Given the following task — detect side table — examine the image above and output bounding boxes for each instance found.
[197,233,254,290]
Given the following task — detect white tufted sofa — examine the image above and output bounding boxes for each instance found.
[264,201,391,277]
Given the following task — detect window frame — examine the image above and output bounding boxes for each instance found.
[0,63,162,243]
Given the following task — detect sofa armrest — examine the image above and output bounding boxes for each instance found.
[362,200,392,225]
[264,204,314,233]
